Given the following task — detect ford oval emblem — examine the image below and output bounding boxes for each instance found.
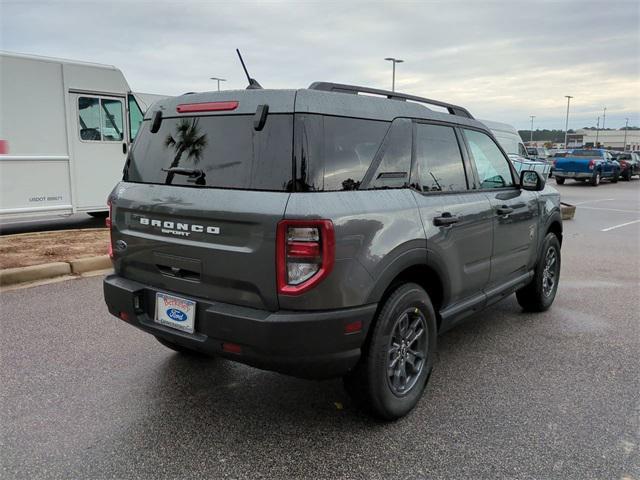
[166,308,187,322]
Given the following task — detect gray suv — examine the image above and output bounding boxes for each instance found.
[104,82,562,419]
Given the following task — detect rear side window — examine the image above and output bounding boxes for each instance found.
[128,94,144,141]
[415,123,468,192]
[464,129,514,189]
[125,114,293,191]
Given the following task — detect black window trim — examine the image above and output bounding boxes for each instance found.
[409,119,473,196]
[459,125,520,192]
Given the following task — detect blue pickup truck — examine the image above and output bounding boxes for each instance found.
[554,149,620,186]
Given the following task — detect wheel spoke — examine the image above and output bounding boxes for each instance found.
[407,327,424,346]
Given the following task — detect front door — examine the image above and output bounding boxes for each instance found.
[71,93,128,210]
[462,128,539,289]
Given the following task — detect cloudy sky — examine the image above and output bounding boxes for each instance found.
[2,0,639,131]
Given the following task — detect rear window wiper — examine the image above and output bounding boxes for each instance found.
[162,167,206,185]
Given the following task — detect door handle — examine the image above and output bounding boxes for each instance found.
[122,142,128,154]
[497,205,514,215]
[434,213,459,226]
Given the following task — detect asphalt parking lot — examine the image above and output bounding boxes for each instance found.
[2,179,639,480]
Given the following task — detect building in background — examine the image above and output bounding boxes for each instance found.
[566,129,640,151]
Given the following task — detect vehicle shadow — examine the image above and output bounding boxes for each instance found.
[78,296,558,477]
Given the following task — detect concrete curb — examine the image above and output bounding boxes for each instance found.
[0,262,72,286]
[69,256,112,274]
[0,255,111,286]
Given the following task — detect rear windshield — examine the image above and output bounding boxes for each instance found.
[571,150,603,157]
[125,114,293,191]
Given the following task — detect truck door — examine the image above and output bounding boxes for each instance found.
[71,93,127,211]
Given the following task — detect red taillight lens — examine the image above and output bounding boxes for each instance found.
[276,220,335,295]
[107,199,114,259]
[176,101,238,113]
[588,159,596,170]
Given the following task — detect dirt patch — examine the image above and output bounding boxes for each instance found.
[0,228,109,269]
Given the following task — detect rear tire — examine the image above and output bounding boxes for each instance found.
[155,336,209,356]
[516,233,561,312]
[611,170,619,183]
[344,283,437,420]
[624,169,632,181]
[590,171,601,186]
[555,177,565,185]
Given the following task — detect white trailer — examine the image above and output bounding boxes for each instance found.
[0,52,164,219]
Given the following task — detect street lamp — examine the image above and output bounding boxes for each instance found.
[595,116,600,146]
[563,95,573,149]
[529,115,536,143]
[210,77,226,92]
[384,57,404,92]
[602,106,607,130]
[623,118,629,151]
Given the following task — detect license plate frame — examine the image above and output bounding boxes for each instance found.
[154,292,196,334]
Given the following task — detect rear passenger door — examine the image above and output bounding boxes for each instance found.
[461,128,539,290]
[411,122,494,310]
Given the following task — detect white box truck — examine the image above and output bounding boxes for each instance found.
[0,52,165,219]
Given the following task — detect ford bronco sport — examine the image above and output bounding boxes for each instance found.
[104,82,562,420]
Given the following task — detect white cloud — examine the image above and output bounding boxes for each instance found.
[2,0,638,130]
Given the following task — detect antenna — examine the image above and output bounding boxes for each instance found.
[236,49,263,90]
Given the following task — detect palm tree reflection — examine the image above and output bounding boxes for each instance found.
[164,118,208,184]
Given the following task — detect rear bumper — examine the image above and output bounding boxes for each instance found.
[103,275,376,379]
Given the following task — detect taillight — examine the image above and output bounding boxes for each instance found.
[588,159,596,170]
[106,199,114,259]
[276,220,335,295]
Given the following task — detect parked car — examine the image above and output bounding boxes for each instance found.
[553,149,620,186]
[480,120,550,177]
[612,152,640,181]
[104,82,563,420]
[526,146,551,160]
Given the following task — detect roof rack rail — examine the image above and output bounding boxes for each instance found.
[308,82,474,119]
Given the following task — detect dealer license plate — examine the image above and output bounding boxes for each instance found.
[154,292,196,334]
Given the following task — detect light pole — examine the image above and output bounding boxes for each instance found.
[384,57,404,92]
[564,95,573,148]
[623,118,629,151]
[529,115,536,143]
[210,77,226,92]
[602,106,606,130]
[595,116,600,146]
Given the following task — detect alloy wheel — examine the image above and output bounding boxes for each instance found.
[386,308,428,396]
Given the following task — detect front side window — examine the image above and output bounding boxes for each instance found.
[78,97,124,142]
[415,123,468,192]
[78,97,101,141]
[101,99,124,141]
[464,129,514,189]
[128,94,144,141]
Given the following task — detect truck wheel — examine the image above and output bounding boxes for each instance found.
[555,177,565,185]
[590,171,601,186]
[611,170,619,183]
[155,336,209,357]
[624,169,632,181]
[516,233,561,312]
[343,283,437,420]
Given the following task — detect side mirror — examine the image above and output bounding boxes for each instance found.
[520,170,545,191]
